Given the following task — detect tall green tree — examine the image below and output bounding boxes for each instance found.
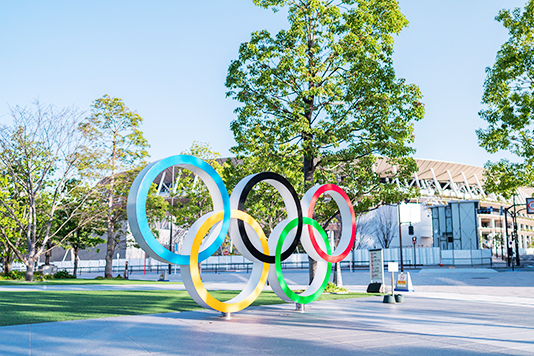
[79,95,149,278]
[0,175,26,275]
[225,0,423,281]
[0,102,91,281]
[477,0,534,191]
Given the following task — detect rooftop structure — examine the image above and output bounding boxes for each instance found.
[374,158,534,254]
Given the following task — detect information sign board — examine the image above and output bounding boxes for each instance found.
[369,249,384,284]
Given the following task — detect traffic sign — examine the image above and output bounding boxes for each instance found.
[527,198,534,214]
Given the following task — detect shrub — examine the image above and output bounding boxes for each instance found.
[324,282,349,293]
[33,272,47,281]
[3,270,25,280]
[53,270,76,279]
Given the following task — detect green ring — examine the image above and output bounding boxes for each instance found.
[275,217,332,304]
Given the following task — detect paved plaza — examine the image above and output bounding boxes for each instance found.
[1,262,534,355]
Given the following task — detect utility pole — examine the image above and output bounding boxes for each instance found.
[168,217,173,275]
[505,209,510,266]
[168,185,175,275]
[500,207,504,260]
[397,203,404,272]
[513,196,520,267]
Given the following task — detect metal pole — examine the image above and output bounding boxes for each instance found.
[397,204,404,272]
[500,215,504,260]
[513,196,521,266]
[391,271,395,296]
[351,247,354,273]
[505,208,510,267]
[351,218,358,272]
[413,243,416,268]
[168,217,173,275]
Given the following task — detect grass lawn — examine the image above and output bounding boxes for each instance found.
[0,289,380,327]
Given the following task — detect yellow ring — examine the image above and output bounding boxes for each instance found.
[188,209,269,313]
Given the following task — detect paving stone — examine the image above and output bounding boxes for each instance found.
[2,268,534,355]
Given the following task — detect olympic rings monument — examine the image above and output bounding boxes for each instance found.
[127,155,356,316]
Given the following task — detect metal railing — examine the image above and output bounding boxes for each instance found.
[438,257,493,267]
[6,259,436,276]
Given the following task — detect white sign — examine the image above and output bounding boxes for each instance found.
[399,203,421,224]
[369,249,384,283]
[527,198,534,214]
[388,261,398,272]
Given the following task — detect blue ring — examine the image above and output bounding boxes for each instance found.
[127,155,231,264]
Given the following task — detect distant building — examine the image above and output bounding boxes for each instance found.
[374,158,534,254]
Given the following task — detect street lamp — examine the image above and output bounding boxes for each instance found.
[504,197,525,267]
[397,198,411,273]
[168,215,173,275]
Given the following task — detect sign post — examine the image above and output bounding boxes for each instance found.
[383,262,398,303]
[388,262,398,296]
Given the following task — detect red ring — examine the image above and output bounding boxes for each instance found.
[308,184,356,263]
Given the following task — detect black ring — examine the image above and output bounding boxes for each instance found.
[237,172,303,264]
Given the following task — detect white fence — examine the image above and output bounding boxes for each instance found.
[9,247,492,274]
[348,247,491,266]
[519,248,534,255]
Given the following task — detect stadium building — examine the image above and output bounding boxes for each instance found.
[374,158,534,259]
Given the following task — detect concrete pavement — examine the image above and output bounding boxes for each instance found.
[1,267,534,355]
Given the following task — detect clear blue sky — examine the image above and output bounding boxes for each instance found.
[0,0,527,168]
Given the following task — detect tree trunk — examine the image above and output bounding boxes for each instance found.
[304,154,316,284]
[73,246,79,278]
[105,135,119,279]
[25,257,35,282]
[303,14,316,285]
[2,252,13,275]
[332,230,343,287]
[308,256,317,284]
[105,233,114,278]
[105,183,115,278]
[334,262,343,287]
[44,241,51,265]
